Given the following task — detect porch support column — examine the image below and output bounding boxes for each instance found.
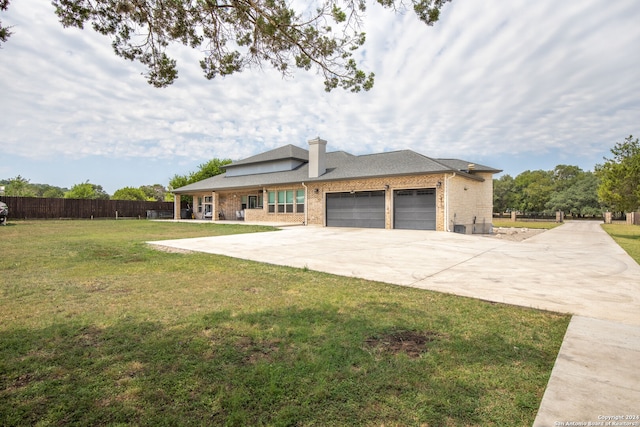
[174,194,181,220]
[212,191,219,221]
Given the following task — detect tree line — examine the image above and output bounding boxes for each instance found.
[0,176,170,202]
[493,166,601,216]
[0,158,231,202]
[495,135,640,216]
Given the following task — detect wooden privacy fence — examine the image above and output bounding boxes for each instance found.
[0,196,181,219]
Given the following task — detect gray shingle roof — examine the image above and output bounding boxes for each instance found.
[224,144,308,169]
[173,146,501,193]
[435,159,501,173]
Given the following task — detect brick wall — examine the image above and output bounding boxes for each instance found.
[305,174,446,230]
[181,172,495,233]
[446,172,494,233]
[191,186,306,224]
[243,185,305,224]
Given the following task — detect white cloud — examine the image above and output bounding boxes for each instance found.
[1,0,639,188]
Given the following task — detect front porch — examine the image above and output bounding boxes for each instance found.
[174,186,306,225]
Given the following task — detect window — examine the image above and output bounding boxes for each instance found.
[257,194,263,208]
[296,189,304,213]
[268,191,275,213]
[197,197,203,213]
[285,190,294,213]
[277,191,286,213]
[269,189,300,214]
[241,195,247,210]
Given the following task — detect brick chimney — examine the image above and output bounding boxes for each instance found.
[308,137,327,178]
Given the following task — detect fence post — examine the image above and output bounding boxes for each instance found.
[555,211,564,223]
[604,212,612,224]
[510,211,517,222]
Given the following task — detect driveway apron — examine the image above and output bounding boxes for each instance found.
[149,221,640,424]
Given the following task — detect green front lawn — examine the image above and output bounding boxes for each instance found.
[0,220,569,426]
[602,223,640,263]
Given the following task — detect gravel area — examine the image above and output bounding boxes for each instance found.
[489,227,547,241]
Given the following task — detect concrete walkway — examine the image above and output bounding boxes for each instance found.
[149,221,640,425]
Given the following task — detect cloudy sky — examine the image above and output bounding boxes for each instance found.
[1,0,639,194]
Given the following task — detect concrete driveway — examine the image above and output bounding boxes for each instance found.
[149,221,640,425]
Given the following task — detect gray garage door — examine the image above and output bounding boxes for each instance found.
[326,191,385,228]
[394,188,436,230]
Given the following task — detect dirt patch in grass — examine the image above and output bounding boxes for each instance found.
[6,374,36,392]
[234,336,283,364]
[365,330,441,358]
[147,244,195,254]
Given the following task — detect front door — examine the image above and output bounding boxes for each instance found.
[248,195,257,209]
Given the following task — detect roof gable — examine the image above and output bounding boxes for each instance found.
[225,144,308,169]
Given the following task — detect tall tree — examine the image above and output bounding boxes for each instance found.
[596,135,640,213]
[4,175,37,197]
[190,158,233,183]
[32,183,67,198]
[169,158,232,191]
[493,174,517,213]
[2,0,454,91]
[545,171,601,217]
[64,181,110,199]
[112,186,148,201]
[513,170,554,213]
[140,184,168,202]
[551,164,583,191]
[169,157,232,203]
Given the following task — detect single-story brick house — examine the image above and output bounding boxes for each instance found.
[172,138,501,233]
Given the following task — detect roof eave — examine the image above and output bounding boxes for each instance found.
[224,157,309,170]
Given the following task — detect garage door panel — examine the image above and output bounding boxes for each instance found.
[394,189,436,230]
[326,191,385,228]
